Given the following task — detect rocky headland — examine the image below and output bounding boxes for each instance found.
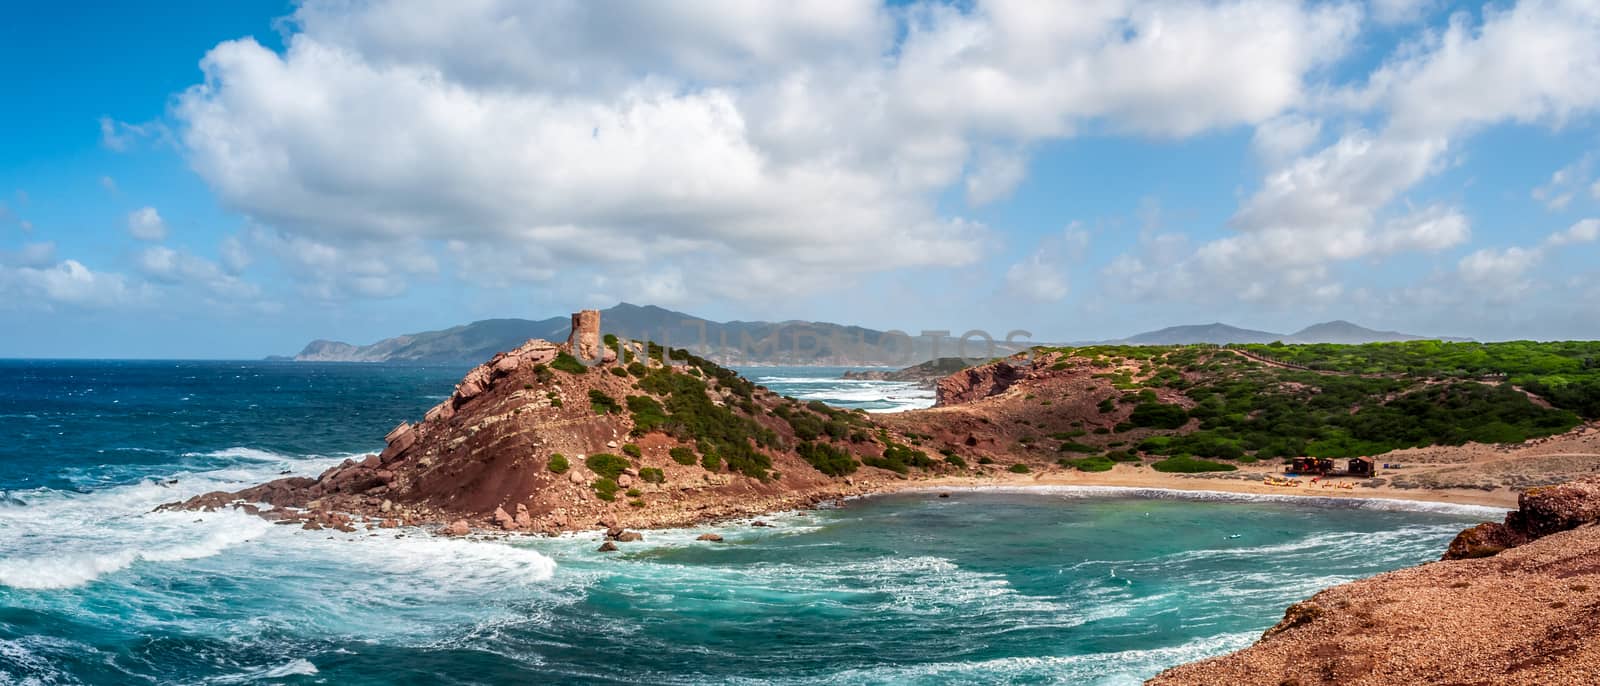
[1150,477,1600,685]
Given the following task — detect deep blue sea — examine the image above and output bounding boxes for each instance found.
[0,361,1498,685]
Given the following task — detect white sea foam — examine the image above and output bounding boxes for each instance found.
[742,630,1260,685]
[207,658,320,684]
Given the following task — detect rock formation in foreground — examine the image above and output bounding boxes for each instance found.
[1150,477,1600,686]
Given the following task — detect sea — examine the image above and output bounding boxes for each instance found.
[0,360,1499,685]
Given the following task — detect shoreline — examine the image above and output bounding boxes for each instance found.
[878,466,1518,510]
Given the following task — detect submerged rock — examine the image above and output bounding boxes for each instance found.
[696,533,724,542]
[597,541,618,552]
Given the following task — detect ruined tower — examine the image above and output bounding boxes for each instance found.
[569,309,602,361]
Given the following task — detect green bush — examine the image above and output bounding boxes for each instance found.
[547,453,569,474]
[701,451,722,472]
[1105,450,1139,462]
[1151,456,1236,473]
[551,352,587,374]
[639,467,664,484]
[1057,441,1097,453]
[627,361,649,377]
[593,478,619,501]
[864,440,934,474]
[944,455,967,469]
[796,441,857,476]
[586,453,631,480]
[1097,398,1116,413]
[1059,455,1115,472]
[1008,463,1031,474]
[670,446,697,465]
[589,389,621,415]
[610,366,630,377]
[532,364,554,384]
[978,456,995,465]
[1130,402,1188,429]
[627,395,668,434]
[622,443,642,458]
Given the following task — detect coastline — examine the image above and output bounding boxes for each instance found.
[881,465,1518,510]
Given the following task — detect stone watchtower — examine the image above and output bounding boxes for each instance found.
[569,310,602,360]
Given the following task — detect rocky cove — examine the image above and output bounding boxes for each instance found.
[161,311,1600,683]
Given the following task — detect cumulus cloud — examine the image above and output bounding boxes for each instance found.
[171,0,1363,301]
[127,207,167,241]
[1369,0,1436,26]
[1532,155,1594,211]
[136,245,261,301]
[1105,0,1600,306]
[1005,225,1090,302]
[1545,218,1600,247]
[1250,114,1323,165]
[0,259,147,309]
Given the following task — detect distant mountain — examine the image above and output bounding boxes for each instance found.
[1287,320,1427,344]
[279,303,1028,366]
[1112,320,1467,346]
[1120,323,1285,345]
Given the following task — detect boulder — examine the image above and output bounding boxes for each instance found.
[444,519,471,536]
[605,526,625,539]
[597,541,618,552]
[615,531,643,542]
[514,504,533,530]
[1443,476,1600,560]
[751,521,772,528]
[493,506,517,529]
[696,533,724,542]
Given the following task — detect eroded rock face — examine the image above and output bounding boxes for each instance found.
[935,360,1026,406]
[1444,476,1600,560]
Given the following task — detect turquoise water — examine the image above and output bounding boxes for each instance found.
[0,361,1495,684]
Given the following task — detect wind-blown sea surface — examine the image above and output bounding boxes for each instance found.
[742,366,936,413]
[0,360,1496,685]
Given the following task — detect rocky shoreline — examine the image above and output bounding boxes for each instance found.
[1150,477,1600,685]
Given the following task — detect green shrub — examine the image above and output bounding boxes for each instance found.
[1008,463,1031,474]
[629,499,645,508]
[551,352,587,374]
[625,487,642,498]
[586,453,631,480]
[1130,402,1188,429]
[1097,398,1116,413]
[638,467,664,484]
[701,451,722,472]
[589,389,621,415]
[547,453,569,474]
[1152,456,1236,473]
[944,455,968,469]
[532,364,554,384]
[627,395,668,434]
[978,456,996,465]
[669,446,697,465]
[593,478,619,501]
[864,440,934,474]
[603,333,619,347]
[622,443,642,458]
[610,367,630,377]
[1105,450,1139,462]
[627,361,648,377]
[1059,455,1115,472]
[796,441,857,476]
[1057,441,1097,453]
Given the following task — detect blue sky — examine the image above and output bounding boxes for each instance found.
[3,0,1599,358]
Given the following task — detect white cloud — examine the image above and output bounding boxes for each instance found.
[0,260,145,309]
[218,234,251,273]
[172,0,1363,301]
[1532,155,1593,210]
[100,176,118,194]
[99,117,168,152]
[1106,0,1600,307]
[1250,114,1323,165]
[1005,225,1089,302]
[965,148,1027,206]
[1545,218,1600,247]
[135,245,261,301]
[127,207,167,241]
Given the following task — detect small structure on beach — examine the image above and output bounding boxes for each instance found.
[1347,456,1376,477]
[1290,457,1336,475]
